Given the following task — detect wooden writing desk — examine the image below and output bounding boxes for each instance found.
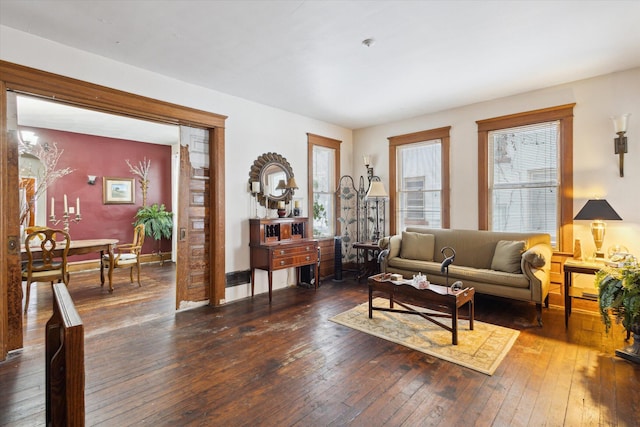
[22,239,119,292]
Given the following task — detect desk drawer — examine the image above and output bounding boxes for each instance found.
[271,251,318,269]
[272,244,317,258]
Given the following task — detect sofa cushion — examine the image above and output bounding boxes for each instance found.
[522,247,546,268]
[490,240,525,273]
[400,231,435,261]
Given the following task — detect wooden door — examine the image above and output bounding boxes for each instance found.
[176,128,210,308]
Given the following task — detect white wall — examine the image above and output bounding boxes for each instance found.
[354,67,640,258]
[1,26,354,303]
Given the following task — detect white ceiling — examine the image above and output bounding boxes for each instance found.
[2,0,640,132]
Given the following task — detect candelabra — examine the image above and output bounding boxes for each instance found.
[49,211,82,234]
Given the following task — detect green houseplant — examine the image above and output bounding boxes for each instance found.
[595,264,640,363]
[134,203,173,261]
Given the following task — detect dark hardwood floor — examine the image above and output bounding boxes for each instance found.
[1,263,639,426]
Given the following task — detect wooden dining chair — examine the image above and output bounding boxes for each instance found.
[22,227,70,313]
[102,224,145,288]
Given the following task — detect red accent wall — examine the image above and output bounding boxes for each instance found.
[27,127,173,260]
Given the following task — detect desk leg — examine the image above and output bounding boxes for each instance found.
[268,271,273,303]
[564,269,571,328]
[368,286,373,318]
[251,268,255,297]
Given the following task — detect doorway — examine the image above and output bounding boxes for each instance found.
[1,60,227,358]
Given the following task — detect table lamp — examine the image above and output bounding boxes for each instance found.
[573,199,622,259]
[365,180,388,241]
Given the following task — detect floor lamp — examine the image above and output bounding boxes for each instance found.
[365,180,388,241]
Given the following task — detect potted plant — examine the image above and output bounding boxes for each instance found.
[134,203,173,264]
[595,263,640,363]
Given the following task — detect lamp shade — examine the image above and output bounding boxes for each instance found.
[275,179,286,190]
[574,199,622,221]
[611,113,630,134]
[365,181,388,200]
[286,176,298,189]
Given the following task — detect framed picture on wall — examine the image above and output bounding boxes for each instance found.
[103,177,135,204]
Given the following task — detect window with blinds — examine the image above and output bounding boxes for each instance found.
[396,140,442,231]
[488,121,559,242]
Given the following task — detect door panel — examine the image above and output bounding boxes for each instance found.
[176,127,210,309]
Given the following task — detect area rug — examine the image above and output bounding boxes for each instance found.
[329,298,520,375]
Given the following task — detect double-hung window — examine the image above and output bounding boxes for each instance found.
[477,104,574,250]
[308,133,341,238]
[389,127,450,234]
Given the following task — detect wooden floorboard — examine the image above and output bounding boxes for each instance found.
[1,262,639,426]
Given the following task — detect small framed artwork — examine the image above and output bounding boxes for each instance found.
[103,177,135,204]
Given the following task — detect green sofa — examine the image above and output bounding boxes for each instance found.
[378,227,552,325]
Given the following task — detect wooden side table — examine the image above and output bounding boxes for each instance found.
[563,259,602,328]
[353,241,380,281]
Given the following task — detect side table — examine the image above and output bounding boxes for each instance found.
[563,259,602,328]
[353,241,380,281]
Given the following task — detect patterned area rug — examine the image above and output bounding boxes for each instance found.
[329,298,519,375]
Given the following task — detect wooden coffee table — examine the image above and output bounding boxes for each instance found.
[368,273,475,345]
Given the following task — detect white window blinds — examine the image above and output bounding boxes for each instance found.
[488,121,559,244]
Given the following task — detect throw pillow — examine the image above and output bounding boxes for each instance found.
[523,248,546,268]
[400,232,435,261]
[491,240,526,273]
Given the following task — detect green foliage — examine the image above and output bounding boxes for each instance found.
[313,200,326,222]
[596,266,640,332]
[134,203,173,242]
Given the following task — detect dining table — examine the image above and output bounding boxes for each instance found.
[21,238,119,292]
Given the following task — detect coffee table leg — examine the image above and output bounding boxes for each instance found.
[368,286,373,318]
[469,299,474,331]
[452,306,458,345]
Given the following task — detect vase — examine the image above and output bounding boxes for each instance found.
[277,208,286,218]
[616,322,640,364]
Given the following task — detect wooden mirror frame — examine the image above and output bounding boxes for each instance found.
[248,152,295,209]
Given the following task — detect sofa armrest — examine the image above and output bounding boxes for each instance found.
[521,243,552,303]
[378,234,402,272]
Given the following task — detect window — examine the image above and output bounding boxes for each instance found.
[477,104,574,250]
[488,122,559,240]
[307,133,341,238]
[388,127,450,234]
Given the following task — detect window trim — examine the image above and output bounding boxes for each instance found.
[388,127,451,234]
[307,133,341,238]
[476,104,574,251]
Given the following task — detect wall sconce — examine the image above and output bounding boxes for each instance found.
[87,175,97,185]
[363,155,374,182]
[574,199,622,259]
[611,113,630,177]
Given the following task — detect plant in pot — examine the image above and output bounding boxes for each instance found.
[134,203,173,265]
[595,263,640,363]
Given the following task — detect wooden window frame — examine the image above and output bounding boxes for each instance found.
[307,133,341,238]
[388,127,451,234]
[476,104,575,251]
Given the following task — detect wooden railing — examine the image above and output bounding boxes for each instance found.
[46,283,85,426]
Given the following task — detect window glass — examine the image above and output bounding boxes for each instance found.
[488,121,559,244]
[396,140,442,231]
[312,145,335,237]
